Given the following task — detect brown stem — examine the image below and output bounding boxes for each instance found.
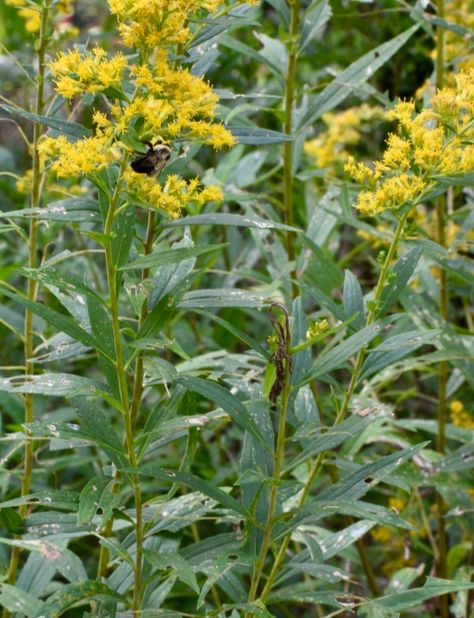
[283,0,300,298]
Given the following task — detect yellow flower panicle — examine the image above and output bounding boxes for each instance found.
[346,69,474,215]
[6,0,75,33]
[37,134,120,178]
[450,400,474,429]
[108,0,222,49]
[49,48,127,99]
[306,319,329,340]
[305,104,385,171]
[124,169,223,219]
[40,1,236,219]
[6,0,40,32]
[417,0,474,98]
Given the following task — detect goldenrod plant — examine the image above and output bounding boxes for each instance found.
[0,1,473,617]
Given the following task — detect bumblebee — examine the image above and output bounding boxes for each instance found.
[130,142,172,176]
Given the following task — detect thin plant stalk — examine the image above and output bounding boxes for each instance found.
[245,336,292,613]
[4,1,50,606]
[103,162,143,617]
[258,212,408,604]
[130,210,157,430]
[283,0,300,297]
[435,2,449,615]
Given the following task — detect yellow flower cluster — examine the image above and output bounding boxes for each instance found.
[15,169,87,197]
[124,169,223,218]
[450,400,474,429]
[39,1,237,218]
[108,0,222,49]
[106,51,236,148]
[6,0,74,33]
[305,104,385,170]
[37,134,121,178]
[417,0,474,98]
[8,1,40,32]
[306,319,328,340]
[345,70,474,215]
[49,48,127,99]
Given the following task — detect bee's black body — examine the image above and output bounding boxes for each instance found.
[130,142,172,176]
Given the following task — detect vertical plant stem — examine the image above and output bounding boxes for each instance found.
[245,344,292,616]
[283,0,300,297]
[435,2,449,616]
[258,213,408,604]
[4,2,50,605]
[130,210,157,430]
[103,163,143,617]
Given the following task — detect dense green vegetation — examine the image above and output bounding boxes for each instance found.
[0,1,473,616]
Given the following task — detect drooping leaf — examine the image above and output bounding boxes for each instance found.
[177,375,272,452]
[0,103,91,139]
[31,580,124,618]
[298,24,420,129]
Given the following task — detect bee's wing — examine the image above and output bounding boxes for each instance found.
[130,152,159,175]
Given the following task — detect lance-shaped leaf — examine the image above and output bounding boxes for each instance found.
[178,375,272,453]
[298,24,419,129]
[0,288,113,362]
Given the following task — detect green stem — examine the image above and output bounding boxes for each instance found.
[258,213,408,605]
[4,3,50,606]
[283,0,300,298]
[435,1,449,615]
[103,162,143,617]
[130,210,157,430]
[245,342,292,616]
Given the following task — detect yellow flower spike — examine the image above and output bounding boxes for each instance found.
[38,134,120,178]
[387,100,415,127]
[124,168,223,219]
[306,319,329,340]
[49,49,127,99]
[306,104,385,171]
[108,0,223,49]
[448,399,474,429]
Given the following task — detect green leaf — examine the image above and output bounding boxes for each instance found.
[21,268,104,304]
[229,121,293,143]
[298,319,392,386]
[0,373,99,397]
[379,246,422,314]
[372,576,474,612]
[177,375,272,453]
[0,104,91,139]
[285,413,381,472]
[0,507,24,534]
[343,270,365,331]
[112,203,135,269]
[31,580,124,618]
[163,212,297,231]
[300,0,332,53]
[0,288,113,362]
[0,198,100,223]
[253,32,288,79]
[0,584,38,617]
[298,24,420,129]
[120,244,227,271]
[195,310,270,359]
[178,288,268,309]
[316,443,429,502]
[269,588,348,609]
[132,464,245,515]
[0,538,87,583]
[0,491,78,511]
[77,477,115,526]
[145,550,199,593]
